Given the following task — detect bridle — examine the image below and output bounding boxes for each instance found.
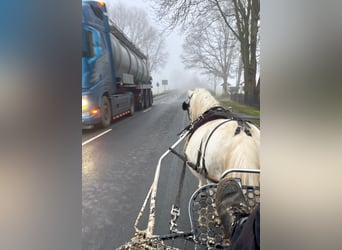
[182,93,193,120]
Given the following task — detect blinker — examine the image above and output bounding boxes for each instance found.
[182,101,189,110]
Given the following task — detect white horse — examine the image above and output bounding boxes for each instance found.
[182,88,260,187]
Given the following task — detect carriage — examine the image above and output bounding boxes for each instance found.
[117,89,260,249]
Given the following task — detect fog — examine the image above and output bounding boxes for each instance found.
[104,0,215,93]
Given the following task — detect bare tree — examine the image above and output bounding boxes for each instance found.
[207,74,219,95]
[235,55,243,87]
[229,0,260,105]
[151,0,260,105]
[107,2,168,73]
[182,15,239,96]
[143,30,168,73]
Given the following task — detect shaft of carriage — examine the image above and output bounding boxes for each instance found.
[134,130,190,237]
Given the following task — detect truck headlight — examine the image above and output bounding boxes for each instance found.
[82,96,89,111]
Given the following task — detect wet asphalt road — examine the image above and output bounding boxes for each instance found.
[82,90,198,249]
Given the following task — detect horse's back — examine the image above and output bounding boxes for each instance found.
[185,119,260,186]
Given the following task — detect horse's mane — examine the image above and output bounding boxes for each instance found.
[190,88,220,121]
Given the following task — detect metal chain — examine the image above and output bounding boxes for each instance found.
[169,205,182,233]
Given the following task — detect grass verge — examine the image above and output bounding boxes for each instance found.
[217,97,260,126]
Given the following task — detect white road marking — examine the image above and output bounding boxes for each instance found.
[143,107,152,112]
[82,129,112,146]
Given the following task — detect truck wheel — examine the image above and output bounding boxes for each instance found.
[148,90,152,107]
[143,90,147,109]
[151,91,153,105]
[139,92,145,110]
[129,99,134,116]
[146,90,150,108]
[100,96,111,128]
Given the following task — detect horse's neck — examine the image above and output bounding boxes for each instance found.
[192,99,219,121]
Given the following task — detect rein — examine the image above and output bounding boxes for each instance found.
[169,147,220,183]
[197,119,233,182]
[173,107,234,184]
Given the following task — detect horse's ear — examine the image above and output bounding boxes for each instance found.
[182,101,189,111]
[188,90,194,97]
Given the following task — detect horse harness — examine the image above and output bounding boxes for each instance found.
[168,106,254,233]
[173,106,253,184]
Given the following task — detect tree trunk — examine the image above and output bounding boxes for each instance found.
[256,77,260,106]
[232,0,259,107]
[236,56,243,87]
[222,72,229,96]
[213,76,217,95]
[222,82,229,96]
[243,67,256,106]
